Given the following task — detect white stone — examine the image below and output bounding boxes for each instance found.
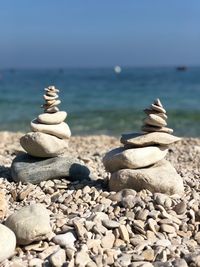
[43,94,58,101]
[31,119,71,139]
[53,231,76,248]
[46,92,57,97]
[45,106,59,113]
[0,191,7,219]
[144,109,168,119]
[141,125,173,134]
[20,132,68,157]
[121,132,181,147]
[109,159,184,195]
[103,146,168,173]
[0,224,16,262]
[47,99,61,107]
[5,204,52,245]
[49,249,66,267]
[144,114,167,127]
[151,104,166,113]
[37,111,67,125]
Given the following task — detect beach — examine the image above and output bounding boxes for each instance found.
[1,131,200,266]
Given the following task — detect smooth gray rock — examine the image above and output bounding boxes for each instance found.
[109,159,184,195]
[103,146,168,173]
[20,132,68,158]
[121,132,181,147]
[31,119,71,139]
[11,153,90,184]
[0,224,16,262]
[37,111,67,125]
[53,231,76,248]
[49,249,66,267]
[5,204,51,245]
[144,113,167,127]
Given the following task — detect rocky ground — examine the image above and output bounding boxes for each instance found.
[1,131,200,267]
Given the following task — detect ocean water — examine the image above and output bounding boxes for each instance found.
[0,67,200,137]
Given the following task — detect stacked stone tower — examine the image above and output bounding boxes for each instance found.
[11,85,90,184]
[103,99,184,195]
[20,86,71,158]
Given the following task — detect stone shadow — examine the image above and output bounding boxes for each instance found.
[0,165,12,182]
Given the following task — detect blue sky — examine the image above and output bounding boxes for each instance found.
[0,1,200,68]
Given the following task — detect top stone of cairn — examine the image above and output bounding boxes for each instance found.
[141,98,173,134]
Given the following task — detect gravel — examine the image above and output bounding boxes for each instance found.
[0,131,200,266]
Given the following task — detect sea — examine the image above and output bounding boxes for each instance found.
[0,67,200,137]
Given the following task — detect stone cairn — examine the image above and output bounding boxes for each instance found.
[141,98,173,134]
[11,86,90,184]
[20,85,71,158]
[103,98,184,195]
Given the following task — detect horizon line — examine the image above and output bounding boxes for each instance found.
[0,64,199,71]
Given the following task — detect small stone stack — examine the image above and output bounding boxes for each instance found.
[20,85,71,158]
[11,86,90,184]
[141,98,173,134]
[103,99,184,195]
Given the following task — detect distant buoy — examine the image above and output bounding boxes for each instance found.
[114,65,122,74]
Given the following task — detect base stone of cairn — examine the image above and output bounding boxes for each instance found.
[103,99,184,195]
[11,86,90,184]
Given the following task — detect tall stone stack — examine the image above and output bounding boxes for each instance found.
[103,99,184,195]
[11,86,90,184]
[20,85,71,158]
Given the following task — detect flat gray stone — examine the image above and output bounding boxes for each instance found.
[53,231,76,248]
[103,146,168,173]
[20,132,68,158]
[109,159,184,195]
[141,125,173,134]
[11,153,90,184]
[0,224,16,262]
[5,204,52,245]
[121,132,181,147]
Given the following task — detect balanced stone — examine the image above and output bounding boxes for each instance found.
[46,99,56,105]
[142,125,173,134]
[20,132,68,158]
[45,86,59,92]
[5,204,52,245]
[109,159,184,195]
[0,224,16,262]
[37,111,67,125]
[42,99,61,109]
[46,91,57,97]
[43,94,58,100]
[150,103,166,113]
[144,109,168,119]
[11,153,90,184]
[121,132,181,147]
[46,106,59,113]
[31,119,71,139]
[144,114,167,127]
[103,146,168,173]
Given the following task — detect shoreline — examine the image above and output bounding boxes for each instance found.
[1,131,200,266]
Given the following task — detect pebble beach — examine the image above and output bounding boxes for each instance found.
[1,131,200,267]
